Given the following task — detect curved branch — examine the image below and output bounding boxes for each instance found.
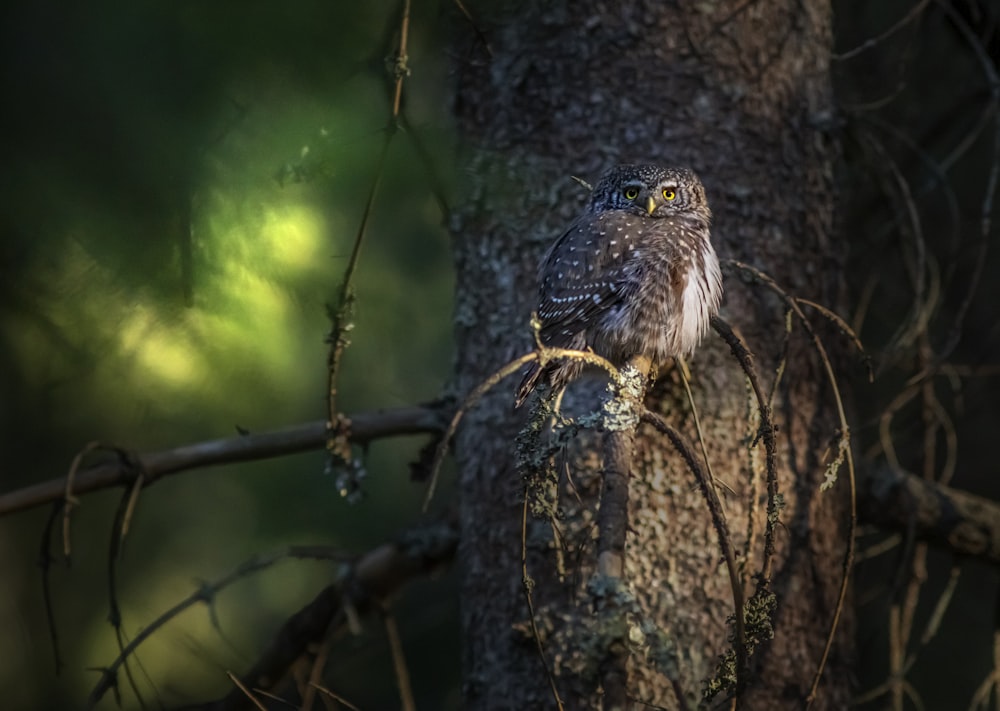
[642,410,747,699]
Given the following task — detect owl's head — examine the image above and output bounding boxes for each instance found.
[589,164,710,222]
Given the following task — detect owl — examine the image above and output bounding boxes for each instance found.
[515,164,723,407]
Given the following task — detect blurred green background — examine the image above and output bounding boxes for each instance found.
[0,1,459,708]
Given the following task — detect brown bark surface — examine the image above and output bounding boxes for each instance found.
[450,2,852,708]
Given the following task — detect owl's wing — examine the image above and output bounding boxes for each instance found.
[535,212,635,346]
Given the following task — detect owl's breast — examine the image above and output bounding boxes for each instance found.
[595,220,720,363]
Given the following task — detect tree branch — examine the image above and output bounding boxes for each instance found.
[860,466,1000,565]
[152,518,456,711]
[595,354,650,711]
[0,404,447,516]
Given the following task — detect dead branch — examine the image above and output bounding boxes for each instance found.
[116,518,458,711]
[0,404,447,517]
[724,259,858,707]
[860,466,1000,566]
[86,546,355,709]
[325,0,413,457]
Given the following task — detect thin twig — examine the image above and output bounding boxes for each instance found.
[326,0,413,450]
[521,491,565,710]
[422,346,618,510]
[452,0,493,56]
[860,132,930,355]
[39,502,65,675]
[796,298,873,382]
[301,615,337,711]
[227,671,268,711]
[106,488,147,710]
[63,441,104,557]
[857,115,961,269]
[86,547,359,708]
[903,565,961,673]
[325,136,392,442]
[677,358,721,501]
[831,0,929,61]
[382,605,416,711]
[710,316,780,582]
[854,562,957,711]
[724,261,858,707]
[933,0,1000,361]
[249,687,299,709]
[309,683,363,711]
[390,0,411,118]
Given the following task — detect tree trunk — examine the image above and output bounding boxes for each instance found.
[449,2,852,709]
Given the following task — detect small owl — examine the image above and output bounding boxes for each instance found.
[515,164,723,407]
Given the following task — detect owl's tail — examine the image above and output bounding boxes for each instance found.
[513,362,546,409]
[514,359,586,409]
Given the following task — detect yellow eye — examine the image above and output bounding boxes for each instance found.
[662,188,676,201]
[623,187,639,200]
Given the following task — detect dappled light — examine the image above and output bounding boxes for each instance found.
[5,178,340,428]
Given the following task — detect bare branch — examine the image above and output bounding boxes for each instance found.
[832,0,930,61]
[710,315,781,585]
[109,519,458,711]
[724,259,859,707]
[325,0,416,452]
[860,466,1000,566]
[308,683,362,711]
[0,405,447,517]
[382,604,416,711]
[933,0,1000,361]
[519,486,565,710]
[422,344,619,510]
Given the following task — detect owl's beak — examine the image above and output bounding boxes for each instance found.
[646,196,656,215]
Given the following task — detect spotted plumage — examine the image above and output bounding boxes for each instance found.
[515,164,723,407]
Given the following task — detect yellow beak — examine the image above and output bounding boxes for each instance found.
[646,196,656,215]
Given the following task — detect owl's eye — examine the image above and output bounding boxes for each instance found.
[662,188,676,201]
[623,187,639,200]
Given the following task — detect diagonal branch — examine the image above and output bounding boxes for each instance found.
[101,518,458,711]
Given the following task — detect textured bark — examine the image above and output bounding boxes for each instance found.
[450,2,852,709]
